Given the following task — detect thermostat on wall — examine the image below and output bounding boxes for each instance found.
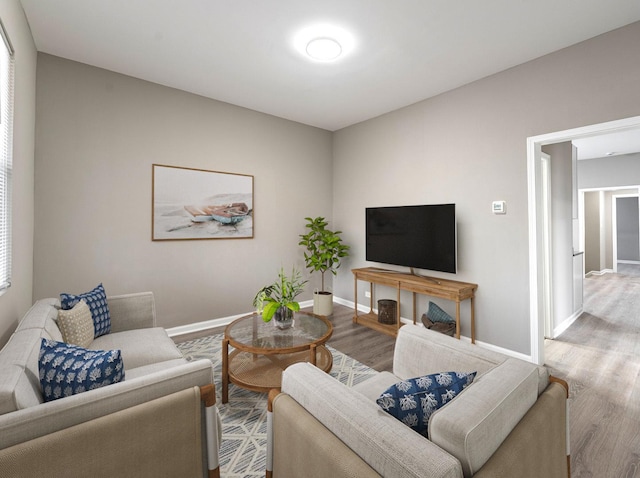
[492,201,506,215]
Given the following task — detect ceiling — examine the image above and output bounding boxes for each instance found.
[574,129,640,160]
[18,0,640,131]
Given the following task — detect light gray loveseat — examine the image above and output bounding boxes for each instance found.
[0,292,221,478]
[267,324,569,478]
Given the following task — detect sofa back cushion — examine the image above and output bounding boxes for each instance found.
[393,325,507,380]
[428,358,541,477]
[15,298,62,342]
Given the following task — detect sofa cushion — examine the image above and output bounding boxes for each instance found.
[352,371,402,401]
[57,300,94,348]
[123,359,189,380]
[376,372,476,437]
[61,283,111,338]
[429,358,540,477]
[38,339,124,402]
[90,327,183,370]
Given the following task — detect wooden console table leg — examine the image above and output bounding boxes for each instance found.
[396,286,401,332]
[412,292,417,325]
[222,338,229,404]
[455,301,461,340]
[470,296,476,344]
[369,282,374,312]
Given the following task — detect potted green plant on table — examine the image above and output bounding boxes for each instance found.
[253,267,308,329]
[298,216,350,316]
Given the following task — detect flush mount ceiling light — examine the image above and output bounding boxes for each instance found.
[293,24,355,62]
[306,37,342,61]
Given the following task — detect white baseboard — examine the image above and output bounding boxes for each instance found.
[551,308,582,339]
[166,299,314,338]
[586,269,613,277]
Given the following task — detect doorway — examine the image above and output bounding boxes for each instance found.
[527,115,640,365]
[613,194,640,270]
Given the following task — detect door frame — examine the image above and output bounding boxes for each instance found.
[527,115,640,365]
[540,152,553,339]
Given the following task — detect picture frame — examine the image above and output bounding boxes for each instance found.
[152,164,254,241]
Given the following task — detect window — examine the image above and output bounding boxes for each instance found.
[0,19,13,293]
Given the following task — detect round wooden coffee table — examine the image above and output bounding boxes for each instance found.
[221,311,333,403]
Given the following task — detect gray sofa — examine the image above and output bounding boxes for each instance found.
[267,324,569,478]
[0,292,221,478]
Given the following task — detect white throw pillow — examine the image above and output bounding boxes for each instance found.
[57,300,94,348]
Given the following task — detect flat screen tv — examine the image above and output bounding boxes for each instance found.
[366,204,456,274]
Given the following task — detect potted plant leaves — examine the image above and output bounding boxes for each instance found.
[253,267,308,329]
[298,216,350,316]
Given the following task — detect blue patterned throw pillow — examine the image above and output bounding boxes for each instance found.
[376,371,476,437]
[38,338,124,402]
[61,283,111,338]
[427,301,455,324]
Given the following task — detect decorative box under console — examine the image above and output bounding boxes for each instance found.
[352,267,478,342]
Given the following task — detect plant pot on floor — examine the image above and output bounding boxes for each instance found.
[313,291,333,316]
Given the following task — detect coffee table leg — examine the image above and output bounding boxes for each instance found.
[309,343,317,366]
[222,338,229,404]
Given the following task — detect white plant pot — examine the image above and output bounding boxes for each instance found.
[313,291,333,316]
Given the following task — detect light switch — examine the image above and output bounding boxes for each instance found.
[492,200,506,214]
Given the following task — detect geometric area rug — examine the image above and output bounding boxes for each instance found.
[177,334,378,478]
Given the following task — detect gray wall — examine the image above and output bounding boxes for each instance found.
[584,191,601,274]
[332,21,640,355]
[0,1,37,347]
[34,54,333,329]
[579,153,640,189]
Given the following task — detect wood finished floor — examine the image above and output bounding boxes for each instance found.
[545,267,640,478]
[174,274,640,477]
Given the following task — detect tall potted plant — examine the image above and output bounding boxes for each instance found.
[298,216,350,316]
[253,267,307,329]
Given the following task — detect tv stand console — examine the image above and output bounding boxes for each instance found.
[352,267,478,343]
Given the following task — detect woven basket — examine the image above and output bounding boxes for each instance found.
[421,313,455,336]
[377,299,397,325]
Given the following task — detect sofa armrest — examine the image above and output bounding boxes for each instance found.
[473,381,569,478]
[107,292,156,332]
[0,386,209,478]
[270,392,381,478]
[0,358,213,449]
[428,358,540,477]
[278,363,463,478]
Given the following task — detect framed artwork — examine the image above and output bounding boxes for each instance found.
[152,164,254,240]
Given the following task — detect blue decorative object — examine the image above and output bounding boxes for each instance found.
[376,371,476,437]
[427,301,454,324]
[61,283,111,338]
[38,338,124,402]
